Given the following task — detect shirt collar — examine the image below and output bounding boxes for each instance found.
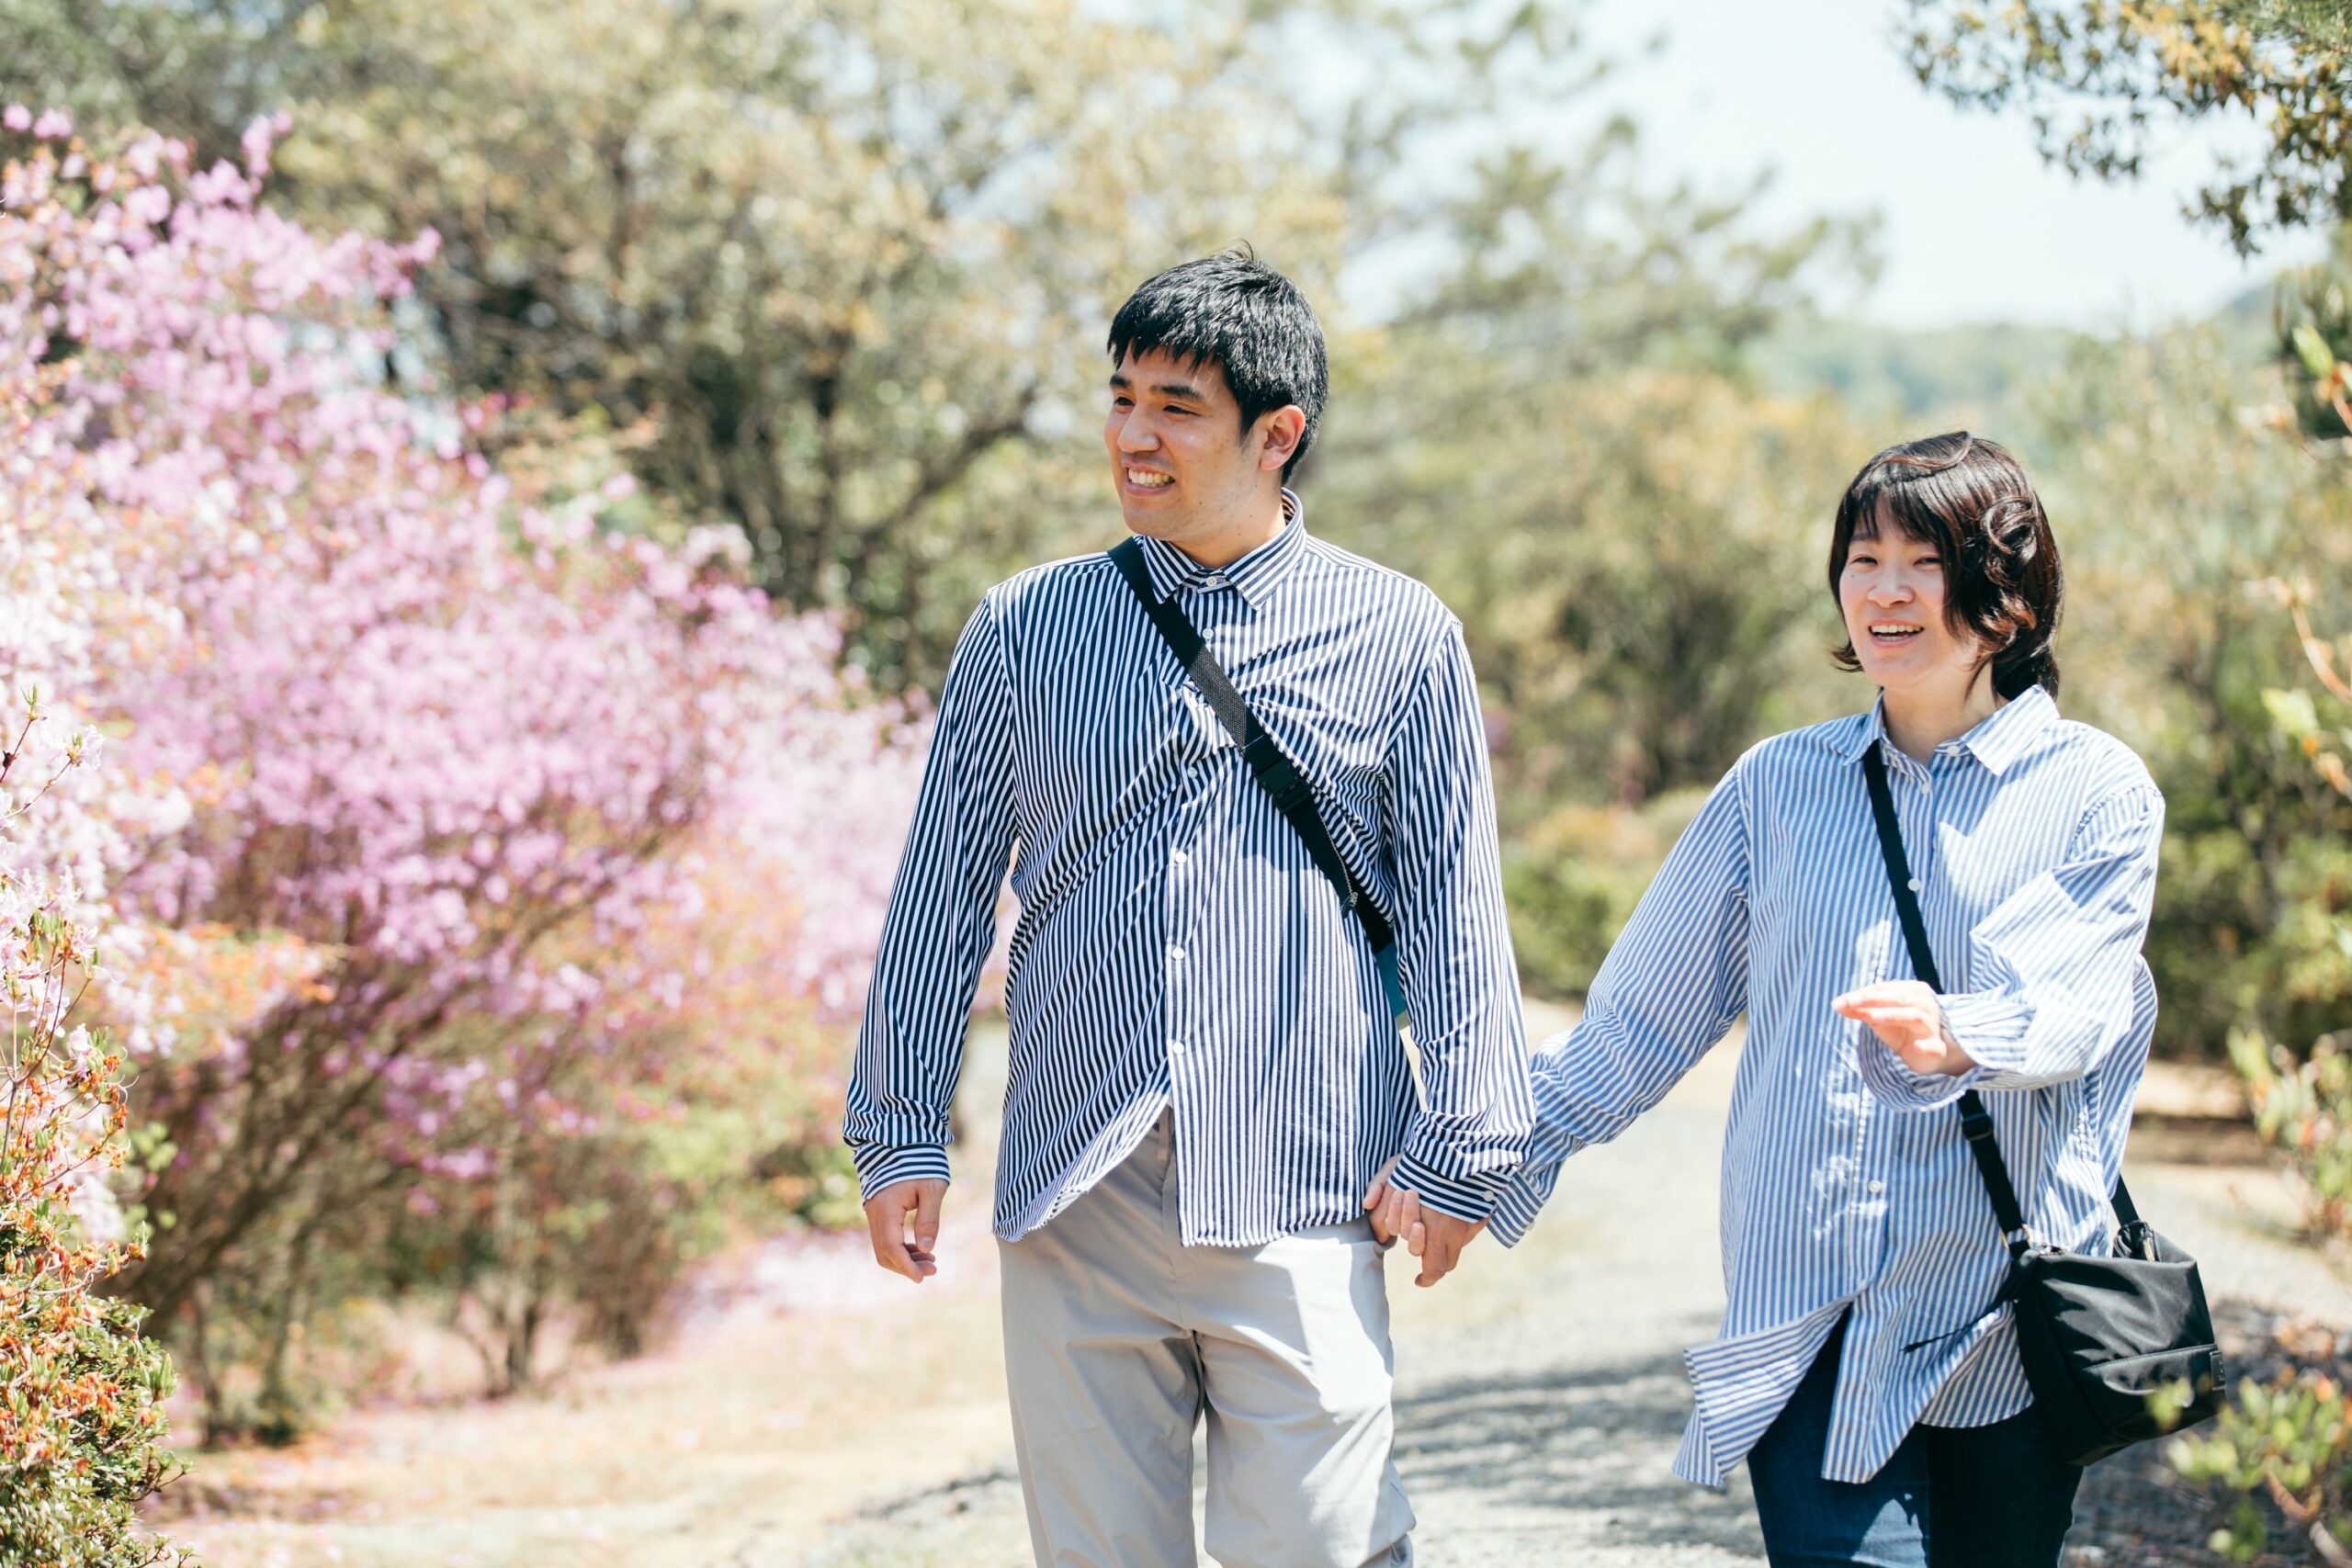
[1131,489,1308,609]
[1834,683,2059,777]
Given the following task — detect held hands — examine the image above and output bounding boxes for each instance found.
[864,1178,948,1282]
[1362,1156,1486,1288]
[1832,980,1977,1077]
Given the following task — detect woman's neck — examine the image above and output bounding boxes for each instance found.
[1881,667,2003,764]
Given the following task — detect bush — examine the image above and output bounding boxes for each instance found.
[0,111,928,1438]
[2171,1332,2352,1565]
[1507,788,1707,1000]
[2169,319,2352,1565]
[0,701,187,1559]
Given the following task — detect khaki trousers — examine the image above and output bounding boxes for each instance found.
[998,1111,1415,1568]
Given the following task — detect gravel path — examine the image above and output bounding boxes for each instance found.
[786,1004,2352,1567]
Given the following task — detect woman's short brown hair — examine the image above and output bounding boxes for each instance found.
[1827,432,2064,699]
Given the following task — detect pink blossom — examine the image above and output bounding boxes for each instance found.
[0,118,945,1258]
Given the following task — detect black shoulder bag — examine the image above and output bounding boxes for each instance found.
[1862,741,2227,1466]
[1105,538,1414,1043]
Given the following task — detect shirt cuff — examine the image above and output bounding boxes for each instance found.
[1391,1151,1502,1225]
[1485,1163,1555,1248]
[851,1142,952,1200]
[1938,989,2034,1075]
[1854,1028,1983,1111]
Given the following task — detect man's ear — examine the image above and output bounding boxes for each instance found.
[1256,405,1306,474]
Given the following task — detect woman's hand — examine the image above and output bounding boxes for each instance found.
[1363,1156,1404,1246]
[1363,1156,1487,1286]
[1833,980,1977,1077]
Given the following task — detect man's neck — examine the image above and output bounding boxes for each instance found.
[1168,495,1288,570]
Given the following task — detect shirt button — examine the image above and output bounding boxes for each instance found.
[1906,877,1923,892]
[1202,573,1227,588]
[1170,850,1188,865]
[1170,1039,1186,1055]
[1167,945,1185,962]
[1867,1179,1886,1196]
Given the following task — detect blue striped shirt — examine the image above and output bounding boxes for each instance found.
[845,492,1532,1245]
[1490,685,2163,1485]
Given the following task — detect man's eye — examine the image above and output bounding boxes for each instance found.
[1164,405,1192,415]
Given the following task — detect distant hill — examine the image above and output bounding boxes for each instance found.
[1742,317,2090,425]
[1745,288,2289,430]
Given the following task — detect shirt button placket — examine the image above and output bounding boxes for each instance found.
[1168,845,1192,1065]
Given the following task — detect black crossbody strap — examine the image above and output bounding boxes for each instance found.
[1860,744,2032,1247]
[1107,539,1408,1024]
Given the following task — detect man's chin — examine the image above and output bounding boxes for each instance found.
[1117,507,1183,541]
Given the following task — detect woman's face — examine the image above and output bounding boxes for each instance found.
[1838,504,1992,706]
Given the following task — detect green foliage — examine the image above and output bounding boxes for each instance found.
[0,704,187,1562]
[2236,1027,2352,1235]
[1340,368,1865,816]
[0,1294,187,1568]
[2168,219,2352,1565]
[2173,1361,2352,1562]
[2026,324,2352,1055]
[1507,789,1708,999]
[3,0,1767,694]
[2279,229,2352,440]
[1904,0,2352,254]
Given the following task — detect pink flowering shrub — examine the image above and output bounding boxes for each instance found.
[3,112,927,1431]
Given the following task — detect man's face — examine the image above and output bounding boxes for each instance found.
[1103,347,1276,549]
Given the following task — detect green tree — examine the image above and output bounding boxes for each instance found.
[2029,326,2352,1055]
[1904,0,2352,253]
[2,0,1870,694]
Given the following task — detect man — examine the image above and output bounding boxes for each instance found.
[844,248,1530,1568]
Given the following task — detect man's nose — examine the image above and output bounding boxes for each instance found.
[1114,412,1158,453]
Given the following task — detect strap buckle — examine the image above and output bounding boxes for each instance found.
[1244,733,1316,817]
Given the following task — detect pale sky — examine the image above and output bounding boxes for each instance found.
[1573,0,2323,330]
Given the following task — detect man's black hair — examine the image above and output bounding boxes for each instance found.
[1106,245,1329,483]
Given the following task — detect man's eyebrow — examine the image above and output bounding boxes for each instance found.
[1107,372,1206,401]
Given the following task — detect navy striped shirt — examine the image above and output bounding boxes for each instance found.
[844,492,1532,1245]
[1490,685,2162,1485]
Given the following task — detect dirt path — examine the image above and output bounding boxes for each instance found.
[164,1006,2349,1567]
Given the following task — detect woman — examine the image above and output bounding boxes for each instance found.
[1374,433,2163,1566]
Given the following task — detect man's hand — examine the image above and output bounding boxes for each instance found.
[1833,980,1977,1077]
[1363,1160,1486,1287]
[864,1178,948,1282]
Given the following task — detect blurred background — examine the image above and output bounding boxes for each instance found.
[1,1,2348,1564]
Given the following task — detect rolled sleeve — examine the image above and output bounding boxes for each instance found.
[1860,781,2163,1111]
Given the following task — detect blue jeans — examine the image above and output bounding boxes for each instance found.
[1747,1316,2082,1567]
